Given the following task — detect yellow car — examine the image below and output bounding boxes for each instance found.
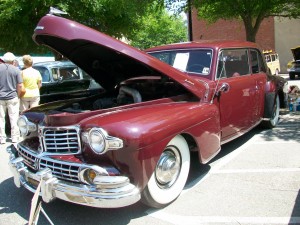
[263,50,280,75]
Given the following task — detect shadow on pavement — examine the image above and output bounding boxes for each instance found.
[185,126,258,190]
[34,200,150,225]
[212,126,258,162]
[290,189,300,225]
[257,110,300,143]
[0,176,150,225]
[0,177,33,222]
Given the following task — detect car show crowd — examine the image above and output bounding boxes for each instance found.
[0,52,42,144]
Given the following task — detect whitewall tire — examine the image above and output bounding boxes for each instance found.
[141,135,190,208]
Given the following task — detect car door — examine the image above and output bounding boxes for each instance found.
[250,49,267,123]
[216,48,257,141]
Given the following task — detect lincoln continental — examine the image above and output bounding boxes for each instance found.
[7,9,285,209]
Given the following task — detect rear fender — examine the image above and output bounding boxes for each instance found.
[264,79,279,118]
[264,92,276,118]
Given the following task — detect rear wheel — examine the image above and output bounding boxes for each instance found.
[261,95,280,129]
[141,135,190,208]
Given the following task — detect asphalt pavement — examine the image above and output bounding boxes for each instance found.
[146,109,300,225]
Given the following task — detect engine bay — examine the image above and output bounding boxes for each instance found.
[58,76,197,114]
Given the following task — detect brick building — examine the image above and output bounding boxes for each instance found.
[190,10,300,72]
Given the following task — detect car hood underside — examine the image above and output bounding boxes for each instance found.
[32,14,205,98]
[291,46,300,61]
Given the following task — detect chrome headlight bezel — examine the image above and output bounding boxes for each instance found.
[86,127,123,155]
[17,115,37,136]
[88,128,106,154]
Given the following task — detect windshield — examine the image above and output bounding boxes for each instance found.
[148,49,213,75]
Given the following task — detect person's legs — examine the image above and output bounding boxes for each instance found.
[19,98,26,112]
[7,97,20,143]
[20,98,31,112]
[29,96,40,108]
[0,100,7,143]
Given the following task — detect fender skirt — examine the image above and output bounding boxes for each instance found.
[264,92,276,118]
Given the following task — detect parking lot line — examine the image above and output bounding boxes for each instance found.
[211,168,300,174]
[183,140,252,192]
[148,210,300,225]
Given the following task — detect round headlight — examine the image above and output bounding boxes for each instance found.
[88,128,106,154]
[17,116,29,136]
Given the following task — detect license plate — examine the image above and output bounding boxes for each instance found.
[27,177,40,188]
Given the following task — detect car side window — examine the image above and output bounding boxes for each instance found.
[52,68,59,81]
[33,66,50,83]
[250,49,267,74]
[217,49,249,78]
[41,70,50,82]
[271,54,276,61]
[59,68,80,80]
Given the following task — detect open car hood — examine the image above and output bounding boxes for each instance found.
[291,46,300,61]
[33,14,205,97]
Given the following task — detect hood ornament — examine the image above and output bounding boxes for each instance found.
[49,7,68,16]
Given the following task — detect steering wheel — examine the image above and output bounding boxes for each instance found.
[187,64,204,73]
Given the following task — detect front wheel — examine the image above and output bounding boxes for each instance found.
[141,135,190,208]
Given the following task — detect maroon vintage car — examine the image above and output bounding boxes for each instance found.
[7,10,285,209]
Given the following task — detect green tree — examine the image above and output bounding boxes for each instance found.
[0,0,162,55]
[129,5,187,49]
[165,0,300,42]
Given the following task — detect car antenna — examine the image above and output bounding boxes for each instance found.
[49,7,68,16]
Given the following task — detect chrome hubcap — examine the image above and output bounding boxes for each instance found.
[155,147,181,189]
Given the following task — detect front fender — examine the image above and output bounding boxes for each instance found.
[81,102,219,149]
[81,102,220,189]
[120,103,220,189]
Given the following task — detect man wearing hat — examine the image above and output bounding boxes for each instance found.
[0,52,24,144]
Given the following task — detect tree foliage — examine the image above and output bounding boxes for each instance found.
[130,5,187,50]
[0,0,162,55]
[165,0,300,42]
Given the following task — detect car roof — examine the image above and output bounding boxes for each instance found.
[33,60,76,68]
[145,40,259,52]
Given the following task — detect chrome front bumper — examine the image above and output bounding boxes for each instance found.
[7,145,141,208]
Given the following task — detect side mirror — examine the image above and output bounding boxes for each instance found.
[211,83,230,103]
[218,83,230,93]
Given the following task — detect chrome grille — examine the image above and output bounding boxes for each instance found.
[18,147,36,170]
[41,126,81,154]
[17,145,81,183]
[39,158,80,183]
